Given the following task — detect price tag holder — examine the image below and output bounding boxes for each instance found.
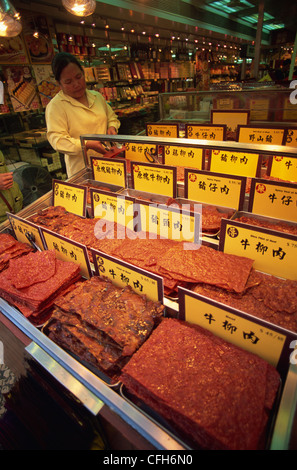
[7,213,45,251]
[184,168,246,210]
[219,218,297,280]
[90,188,135,227]
[52,180,87,217]
[209,149,262,178]
[146,122,179,138]
[130,161,177,198]
[185,124,226,141]
[40,227,92,279]
[163,145,204,170]
[249,178,297,223]
[90,156,127,188]
[178,286,293,372]
[237,125,286,145]
[124,142,158,163]
[91,248,163,302]
[135,200,201,244]
[267,155,297,183]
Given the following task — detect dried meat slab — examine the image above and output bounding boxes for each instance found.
[53,276,164,357]
[0,250,81,318]
[7,250,57,289]
[192,269,297,333]
[158,244,254,293]
[0,233,33,272]
[120,318,280,450]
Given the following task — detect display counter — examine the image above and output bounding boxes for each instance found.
[1,134,297,450]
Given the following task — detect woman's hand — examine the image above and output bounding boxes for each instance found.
[107,126,117,135]
[85,140,108,154]
[0,172,13,190]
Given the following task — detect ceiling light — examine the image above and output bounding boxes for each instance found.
[62,0,96,17]
[0,0,22,37]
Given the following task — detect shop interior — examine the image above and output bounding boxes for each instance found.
[1,0,297,451]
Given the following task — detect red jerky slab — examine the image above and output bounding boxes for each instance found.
[120,318,280,450]
[8,250,57,289]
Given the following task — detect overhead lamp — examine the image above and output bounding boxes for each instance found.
[62,0,96,17]
[0,0,22,37]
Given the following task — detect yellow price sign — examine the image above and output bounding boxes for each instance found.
[40,228,92,279]
[211,110,249,132]
[135,201,201,244]
[185,124,226,141]
[53,180,87,217]
[131,162,177,198]
[237,125,285,145]
[219,219,297,280]
[91,249,163,302]
[146,123,179,138]
[164,145,203,169]
[249,179,297,223]
[124,142,158,162]
[179,287,287,368]
[7,213,45,251]
[185,169,245,210]
[209,149,261,178]
[91,189,135,227]
[91,156,127,188]
[268,155,297,183]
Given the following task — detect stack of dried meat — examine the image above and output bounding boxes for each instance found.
[46,277,164,382]
[193,269,297,333]
[0,250,81,324]
[0,233,33,272]
[120,317,280,450]
[234,215,297,236]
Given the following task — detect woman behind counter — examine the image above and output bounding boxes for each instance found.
[45,52,121,178]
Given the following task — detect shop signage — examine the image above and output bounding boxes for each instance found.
[219,219,297,280]
[285,128,297,147]
[178,287,291,372]
[52,180,87,217]
[163,145,203,169]
[91,156,127,188]
[249,178,297,223]
[124,142,158,163]
[7,213,44,251]
[185,124,226,141]
[130,161,177,198]
[268,155,297,182]
[237,125,285,145]
[91,248,163,303]
[40,228,92,279]
[209,149,262,178]
[184,169,246,210]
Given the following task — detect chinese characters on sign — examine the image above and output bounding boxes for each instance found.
[185,169,245,210]
[91,156,126,188]
[237,126,285,146]
[8,214,44,251]
[249,179,297,223]
[91,190,134,227]
[180,289,286,367]
[91,249,163,302]
[146,124,179,138]
[186,125,226,141]
[125,143,158,163]
[220,219,297,280]
[131,162,177,197]
[53,180,87,217]
[210,149,261,178]
[164,145,203,169]
[269,156,297,183]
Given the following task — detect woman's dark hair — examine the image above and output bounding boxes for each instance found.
[51,52,84,81]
